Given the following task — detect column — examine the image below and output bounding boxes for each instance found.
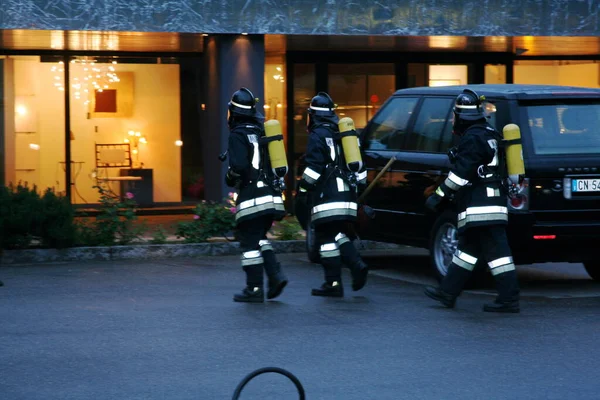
[202,34,265,202]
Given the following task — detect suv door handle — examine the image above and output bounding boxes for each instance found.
[425,170,443,176]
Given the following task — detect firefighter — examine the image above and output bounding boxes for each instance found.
[424,88,520,313]
[295,92,369,297]
[226,87,288,303]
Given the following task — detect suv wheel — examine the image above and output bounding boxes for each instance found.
[583,261,600,281]
[429,211,458,281]
[306,217,320,264]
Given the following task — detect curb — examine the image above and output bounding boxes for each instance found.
[0,240,405,265]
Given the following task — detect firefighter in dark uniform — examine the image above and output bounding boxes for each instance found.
[295,92,369,297]
[225,87,288,303]
[424,88,520,313]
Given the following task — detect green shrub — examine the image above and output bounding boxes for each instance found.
[176,199,236,243]
[0,182,75,249]
[272,217,303,241]
[75,185,143,246]
[39,188,76,248]
[151,225,168,244]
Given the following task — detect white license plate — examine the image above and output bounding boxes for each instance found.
[572,179,600,192]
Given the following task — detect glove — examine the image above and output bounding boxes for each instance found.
[225,168,241,188]
[425,187,446,212]
[447,146,458,164]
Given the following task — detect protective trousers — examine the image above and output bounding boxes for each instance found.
[237,216,282,288]
[334,231,364,271]
[315,222,347,283]
[441,225,520,303]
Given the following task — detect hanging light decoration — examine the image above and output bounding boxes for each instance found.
[51,57,120,104]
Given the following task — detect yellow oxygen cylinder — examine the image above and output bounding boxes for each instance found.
[502,123,526,182]
[264,119,288,178]
[338,117,363,172]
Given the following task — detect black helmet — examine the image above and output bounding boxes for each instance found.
[228,87,262,117]
[453,88,485,121]
[308,92,336,117]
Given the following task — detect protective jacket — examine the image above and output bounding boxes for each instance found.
[299,122,367,226]
[228,123,285,224]
[437,123,507,232]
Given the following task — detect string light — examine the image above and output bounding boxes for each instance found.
[51,57,120,103]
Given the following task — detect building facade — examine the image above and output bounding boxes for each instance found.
[1,1,599,207]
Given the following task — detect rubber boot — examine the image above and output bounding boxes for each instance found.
[424,286,456,308]
[262,250,288,300]
[339,241,369,291]
[484,270,520,313]
[234,265,264,303]
[312,256,344,297]
[424,263,472,308]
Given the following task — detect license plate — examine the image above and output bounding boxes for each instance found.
[572,179,600,192]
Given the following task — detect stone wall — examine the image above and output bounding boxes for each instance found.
[0,0,598,36]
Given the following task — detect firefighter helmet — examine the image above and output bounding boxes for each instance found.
[308,92,336,117]
[453,88,485,121]
[228,87,261,117]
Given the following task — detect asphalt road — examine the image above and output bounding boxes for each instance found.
[1,251,599,400]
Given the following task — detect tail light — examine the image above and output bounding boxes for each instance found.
[507,177,529,211]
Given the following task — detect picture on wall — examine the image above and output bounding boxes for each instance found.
[88,71,134,118]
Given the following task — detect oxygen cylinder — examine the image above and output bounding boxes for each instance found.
[338,117,363,172]
[502,123,525,182]
[264,119,288,178]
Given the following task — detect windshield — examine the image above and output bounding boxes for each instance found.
[525,102,600,155]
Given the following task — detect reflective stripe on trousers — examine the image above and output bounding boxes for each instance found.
[241,250,263,266]
[320,242,340,258]
[457,206,508,228]
[259,239,273,252]
[334,232,350,246]
[488,256,515,276]
[452,250,478,271]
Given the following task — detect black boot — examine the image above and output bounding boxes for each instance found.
[234,264,264,303]
[312,255,344,297]
[311,281,344,297]
[339,241,369,291]
[263,250,288,300]
[233,286,265,303]
[484,270,520,313]
[424,286,456,308]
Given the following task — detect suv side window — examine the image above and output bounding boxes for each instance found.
[404,97,453,153]
[364,97,419,151]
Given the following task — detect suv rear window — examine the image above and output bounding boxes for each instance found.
[525,103,600,155]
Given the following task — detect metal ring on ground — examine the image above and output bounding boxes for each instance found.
[232,367,306,400]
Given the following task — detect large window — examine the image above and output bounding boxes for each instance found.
[328,64,395,129]
[364,97,419,151]
[514,60,600,88]
[525,103,600,155]
[66,56,182,205]
[2,55,185,206]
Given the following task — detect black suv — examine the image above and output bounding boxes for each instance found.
[304,84,600,282]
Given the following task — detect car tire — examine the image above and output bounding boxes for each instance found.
[306,217,320,264]
[429,211,490,287]
[583,261,600,281]
[429,211,459,282]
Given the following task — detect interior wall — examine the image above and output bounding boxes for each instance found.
[428,65,468,86]
[514,62,600,88]
[8,57,182,203]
